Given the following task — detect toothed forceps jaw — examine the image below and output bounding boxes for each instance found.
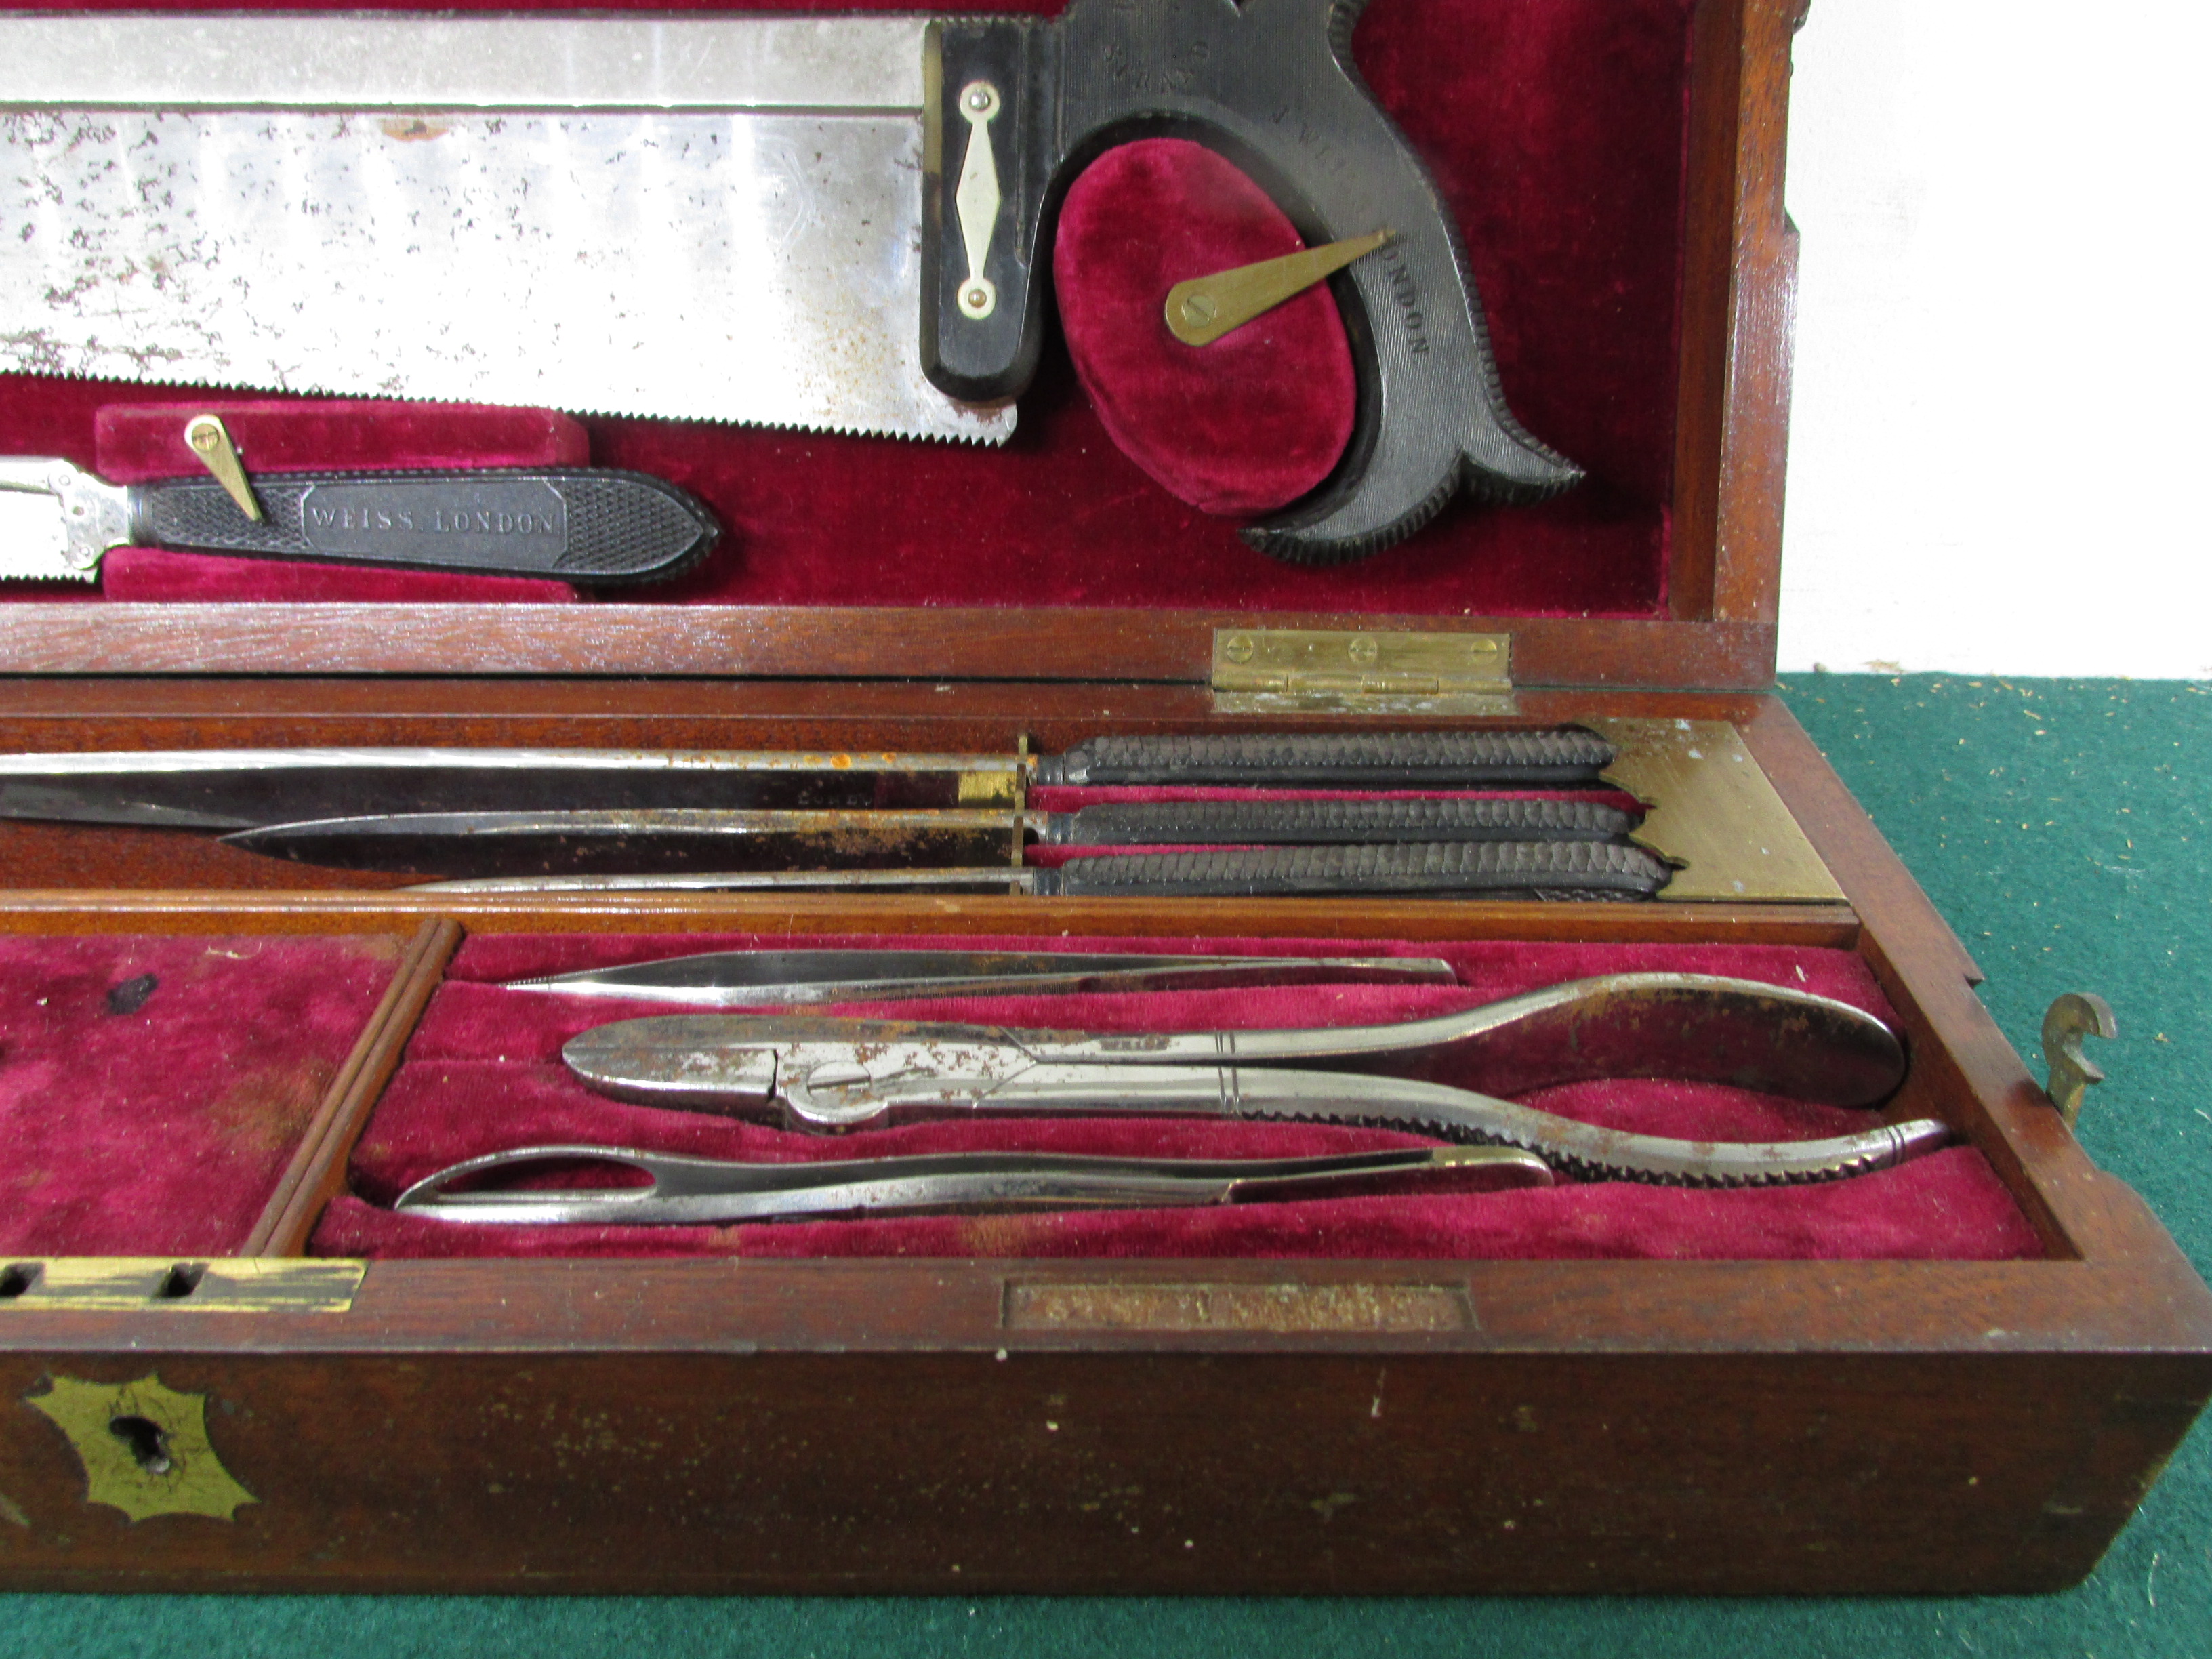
[558,972,1952,1188]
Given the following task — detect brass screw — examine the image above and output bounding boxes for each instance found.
[1179,293,1218,327]
[1348,636,1379,665]
[1220,633,1256,664]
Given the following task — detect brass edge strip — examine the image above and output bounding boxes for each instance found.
[0,1257,365,1313]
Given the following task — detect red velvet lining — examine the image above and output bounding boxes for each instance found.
[0,0,1693,616]
[0,933,407,1256]
[308,933,2041,1263]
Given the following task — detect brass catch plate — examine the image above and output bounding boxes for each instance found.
[0,1257,364,1313]
[1588,718,1844,903]
[1212,627,1515,714]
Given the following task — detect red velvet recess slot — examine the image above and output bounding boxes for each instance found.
[310,933,2041,1264]
[0,933,409,1256]
[0,0,1694,616]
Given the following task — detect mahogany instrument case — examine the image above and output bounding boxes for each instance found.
[0,0,2206,1597]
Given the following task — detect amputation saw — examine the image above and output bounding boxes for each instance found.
[0,3,1580,562]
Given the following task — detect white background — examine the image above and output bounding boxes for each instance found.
[1777,0,2211,676]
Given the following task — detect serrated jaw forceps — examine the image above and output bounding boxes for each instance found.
[452,974,1950,1218]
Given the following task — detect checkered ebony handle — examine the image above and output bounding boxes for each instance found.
[1037,729,1616,787]
[129,468,718,586]
[1042,840,1670,899]
[1058,797,1637,846]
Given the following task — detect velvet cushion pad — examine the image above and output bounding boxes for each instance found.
[0,933,407,1256]
[0,0,1691,617]
[310,932,2040,1263]
[1054,140,1356,515]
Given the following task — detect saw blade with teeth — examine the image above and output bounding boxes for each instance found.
[0,16,1013,444]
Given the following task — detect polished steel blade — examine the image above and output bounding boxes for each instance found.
[0,747,1013,831]
[506,949,1460,1006]
[0,15,1011,442]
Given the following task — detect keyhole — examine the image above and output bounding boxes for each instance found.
[108,1415,173,1475]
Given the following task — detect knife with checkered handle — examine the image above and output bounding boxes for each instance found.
[407,840,1674,899]
[222,796,1639,876]
[0,458,719,585]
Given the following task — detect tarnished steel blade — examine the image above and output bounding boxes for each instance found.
[0,16,1010,442]
[223,807,1021,876]
[0,747,1012,830]
[0,15,928,110]
[506,949,1460,1006]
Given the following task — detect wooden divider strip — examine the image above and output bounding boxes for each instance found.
[244,915,464,1258]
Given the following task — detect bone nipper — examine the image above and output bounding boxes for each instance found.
[550,973,1951,1189]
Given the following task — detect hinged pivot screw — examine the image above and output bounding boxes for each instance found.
[184,414,264,522]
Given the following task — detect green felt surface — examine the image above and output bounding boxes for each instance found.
[4,674,2207,1657]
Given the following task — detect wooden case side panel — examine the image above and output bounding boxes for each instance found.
[0,608,1778,689]
[0,1348,2203,1594]
[1735,698,2189,1268]
[1704,0,1805,629]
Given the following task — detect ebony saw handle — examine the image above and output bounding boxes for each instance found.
[129,468,720,586]
[920,0,1582,565]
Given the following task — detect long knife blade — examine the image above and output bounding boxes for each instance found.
[506,949,1459,1006]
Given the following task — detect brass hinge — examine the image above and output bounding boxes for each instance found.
[0,1257,365,1313]
[1211,626,1515,714]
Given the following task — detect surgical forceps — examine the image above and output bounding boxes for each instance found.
[550,972,1951,1188]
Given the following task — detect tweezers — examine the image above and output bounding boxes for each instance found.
[392,1143,1557,1225]
[504,947,1458,1006]
[554,972,1953,1187]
